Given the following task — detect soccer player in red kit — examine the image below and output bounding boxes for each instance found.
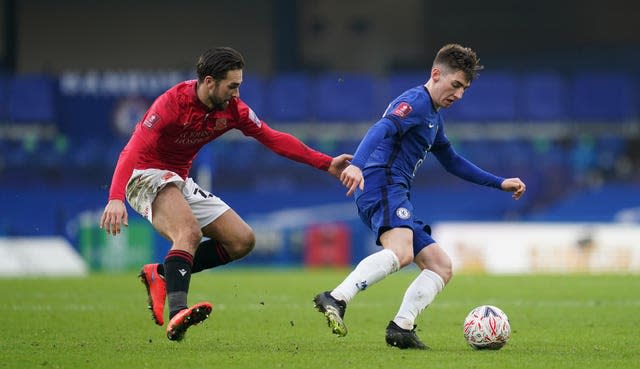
[99,47,352,341]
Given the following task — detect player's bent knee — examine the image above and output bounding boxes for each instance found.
[226,229,256,259]
[442,268,453,284]
[240,231,256,255]
[415,244,453,284]
[435,259,453,284]
[397,251,414,268]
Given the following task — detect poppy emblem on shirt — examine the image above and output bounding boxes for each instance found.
[396,207,411,220]
[143,113,160,128]
[214,118,227,130]
[392,102,412,118]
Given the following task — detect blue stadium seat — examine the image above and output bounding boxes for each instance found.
[521,72,568,121]
[570,72,635,121]
[8,74,56,122]
[103,138,128,167]
[443,72,519,122]
[595,136,627,172]
[57,95,117,139]
[238,73,266,118]
[2,140,26,167]
[528,184,640,221]
[456,140,502,171]
[383,72,428,106]
[312,73,378,122]
[597,136,626,156]
[0,75,7,121]
[71,137,107,168]
[265,73,311,122]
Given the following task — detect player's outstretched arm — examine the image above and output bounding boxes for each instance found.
[500,177,526,200]
[100,199,129,236]
[327,154,353,178]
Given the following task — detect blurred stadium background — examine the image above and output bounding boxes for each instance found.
[0,0,638,275]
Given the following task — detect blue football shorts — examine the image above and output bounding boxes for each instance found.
[355,183,436,256]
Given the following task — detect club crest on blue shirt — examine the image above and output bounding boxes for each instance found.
[396,207,411,219]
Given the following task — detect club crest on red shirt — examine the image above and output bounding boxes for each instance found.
[143,113,160,128]
[392,102,412,118]
[214,118,227,130]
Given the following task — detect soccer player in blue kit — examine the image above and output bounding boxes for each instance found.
[313,44,526,349]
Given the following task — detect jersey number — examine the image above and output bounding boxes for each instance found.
[193,187,213,199]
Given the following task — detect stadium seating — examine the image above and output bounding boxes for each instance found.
[570,72,635,121]
[521,72,568,122]
[527,183,640,221]
[238,73,266,119]
[265,73,312,122]
[0,75,7,121]
[382,72,428,107]
[0,69,638,237]
[57,95,117,139]
[312,72,378,122]
[443,72,519,122]
[8,74,56,122]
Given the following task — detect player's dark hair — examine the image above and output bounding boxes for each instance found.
[433,44,484,82]
[196,47,245,81]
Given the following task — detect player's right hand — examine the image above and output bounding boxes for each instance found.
[500,177,526,200]
[100,199,129,236]
[340,164,364,196]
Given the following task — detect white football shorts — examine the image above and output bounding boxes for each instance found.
[125,168,230,228]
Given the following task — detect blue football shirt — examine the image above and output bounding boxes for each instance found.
[351,85,503,192]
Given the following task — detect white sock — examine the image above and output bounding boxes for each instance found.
[331,249,400,303]
[393,269,445,330]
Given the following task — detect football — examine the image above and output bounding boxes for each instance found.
[463,305,511,350]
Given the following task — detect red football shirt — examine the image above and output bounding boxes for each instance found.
[108,80,332,201]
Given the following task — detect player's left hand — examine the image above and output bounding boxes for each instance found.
[328,154,354,178]
[501,177,526,200]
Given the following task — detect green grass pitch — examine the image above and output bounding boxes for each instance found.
[1,269,638,368]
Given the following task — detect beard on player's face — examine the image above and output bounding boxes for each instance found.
[211,97,228,110]
[209,85,230,111]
